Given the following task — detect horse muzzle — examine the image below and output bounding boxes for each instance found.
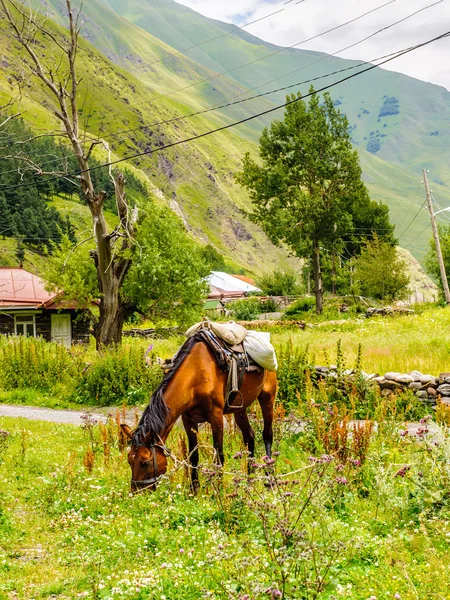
[131,477,160,493]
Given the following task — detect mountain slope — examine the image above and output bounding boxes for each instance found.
[5,0,450,264]
[0,9,295,275]
[88,0,450,260]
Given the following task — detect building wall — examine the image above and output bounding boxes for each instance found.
[70,311,91,344]
[0,309,90,344]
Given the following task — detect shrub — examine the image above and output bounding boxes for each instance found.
[276,341,312,408]
[0,336,79,391]
[366,138,381,154]
[256,269,303,296]
[228,297,262,320]
[284,296,315,317]
[75,345,163,406]
[378,96,400,117]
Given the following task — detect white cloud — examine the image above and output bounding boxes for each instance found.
[176,0,450,90]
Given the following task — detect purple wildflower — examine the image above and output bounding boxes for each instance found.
[321,454,334,463]
[335,477,348,485]
[233,451,243,459]
[395,465,411,478]
[350,459,361,466]
[336,464,344,472]
[399,429,408,437]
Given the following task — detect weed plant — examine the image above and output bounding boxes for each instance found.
[0,336,80,391]
[75,345,163,405]
[1,393,450,599]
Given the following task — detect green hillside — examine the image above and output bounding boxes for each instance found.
[68,0,450,261]
[0,7,296,276]
[4,0,450,264]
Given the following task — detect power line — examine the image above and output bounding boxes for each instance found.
[125,0,307,74]
[91,0,404,128]
[1,0,404,148]
[0,46,411,176]
[223,0,443,106]
[1,28,449,193]
[403,223,430,249]
[397,199,427,241]
[1,0,440,166]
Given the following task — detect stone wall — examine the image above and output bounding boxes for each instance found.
[374,371,450,406]
[313,365,450,408]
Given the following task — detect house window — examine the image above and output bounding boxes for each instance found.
[14,314,36,337]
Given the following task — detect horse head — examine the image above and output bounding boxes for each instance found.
[121,424,169,492]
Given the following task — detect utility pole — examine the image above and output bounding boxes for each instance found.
[423,168,450,304]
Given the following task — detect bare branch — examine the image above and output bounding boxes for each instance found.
[0,112,21,129]
[63,235,94,268]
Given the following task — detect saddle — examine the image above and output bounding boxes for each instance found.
[161,329,262,410]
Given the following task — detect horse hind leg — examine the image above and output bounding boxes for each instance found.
[182,415,199,493]
[258,386,275,459]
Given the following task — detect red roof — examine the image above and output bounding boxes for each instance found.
[0,267,59,309]
[230,274,257,286]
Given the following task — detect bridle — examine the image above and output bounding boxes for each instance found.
[131,439,172,488]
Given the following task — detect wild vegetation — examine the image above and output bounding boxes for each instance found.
[1,305,449,410]
[236,90,395,313]
[1,384,450,599]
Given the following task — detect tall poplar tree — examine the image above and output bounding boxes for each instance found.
[237,89,390,313]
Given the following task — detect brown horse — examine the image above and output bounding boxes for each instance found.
[121,333,277,491]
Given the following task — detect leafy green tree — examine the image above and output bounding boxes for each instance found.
[352,235,410,301]
[43,202,209,332]
[425,224,450,300]
[123,207,209,326]
[256,269,303,296]
[0,195,17,237]
[15,241,25,264]
[201,244,227,271]
[236,89,388,313]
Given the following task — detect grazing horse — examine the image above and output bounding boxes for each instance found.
[121,333,277,492]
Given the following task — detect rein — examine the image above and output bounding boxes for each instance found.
[131,439,172,487]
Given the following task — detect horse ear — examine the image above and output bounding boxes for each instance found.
[120,424,133,440]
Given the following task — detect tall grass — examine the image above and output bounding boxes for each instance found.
[0,337,79,391]
[74,345,163,405]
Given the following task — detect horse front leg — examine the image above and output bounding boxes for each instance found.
[182,415,199,493]
[208,408,225,467]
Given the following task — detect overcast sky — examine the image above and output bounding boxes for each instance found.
[176,0,450,90]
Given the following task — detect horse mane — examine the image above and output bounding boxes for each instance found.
[132,334,199,447]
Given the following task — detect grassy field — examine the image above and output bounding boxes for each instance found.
[132,306,450,378]
[271,307,450,376]
[1,398,450,599]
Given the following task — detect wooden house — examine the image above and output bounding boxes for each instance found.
[0,267,90,347]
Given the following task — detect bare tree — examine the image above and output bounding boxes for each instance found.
[0,0,138,347]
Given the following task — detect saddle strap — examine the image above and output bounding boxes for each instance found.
[225,353,248,409]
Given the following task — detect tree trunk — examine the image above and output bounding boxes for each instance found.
[312,241,323,314]
[331,248,336,296]
[95,297,127,349]
[89,185,132,349]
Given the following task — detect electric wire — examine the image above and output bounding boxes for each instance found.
[0,0,406,147]
[397,199,428,241]
[125,0,308,74]
[221,0,443,106]
[1,27,450,193]
[95,0,405,121]
[1,0,441,158]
